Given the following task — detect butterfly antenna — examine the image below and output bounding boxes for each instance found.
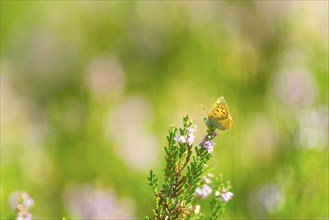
[201,104,206,113]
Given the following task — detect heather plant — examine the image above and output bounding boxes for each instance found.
[8,192,34,220]
[146,115,233,219]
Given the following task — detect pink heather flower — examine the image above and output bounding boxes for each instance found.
[187,134,195,145]
[22,193,34,209]
[187,126,197,144]
[187,126,197,134]
[25,213,33,220]
[174,136,186,144]
[199,137,207,146]
[199,131,216,148]
[221,191,234,202]
[202,176,212,185]
[211,131,218,138]
[216,189,234,203]
[207,173,215,178]
[16,212,32,220]
[196,184,212,199]
[203,141,215,153]
[194,204,201,214]
[17,212,24,219]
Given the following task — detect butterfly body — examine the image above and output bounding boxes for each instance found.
[204,96,233,131]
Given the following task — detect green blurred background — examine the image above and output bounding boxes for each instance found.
[1,1,328,219]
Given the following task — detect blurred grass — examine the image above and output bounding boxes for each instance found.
[1,1,328,218]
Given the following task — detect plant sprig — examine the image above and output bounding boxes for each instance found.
[147,115,233,220]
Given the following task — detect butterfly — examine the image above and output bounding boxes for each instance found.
[203,96,233,131]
